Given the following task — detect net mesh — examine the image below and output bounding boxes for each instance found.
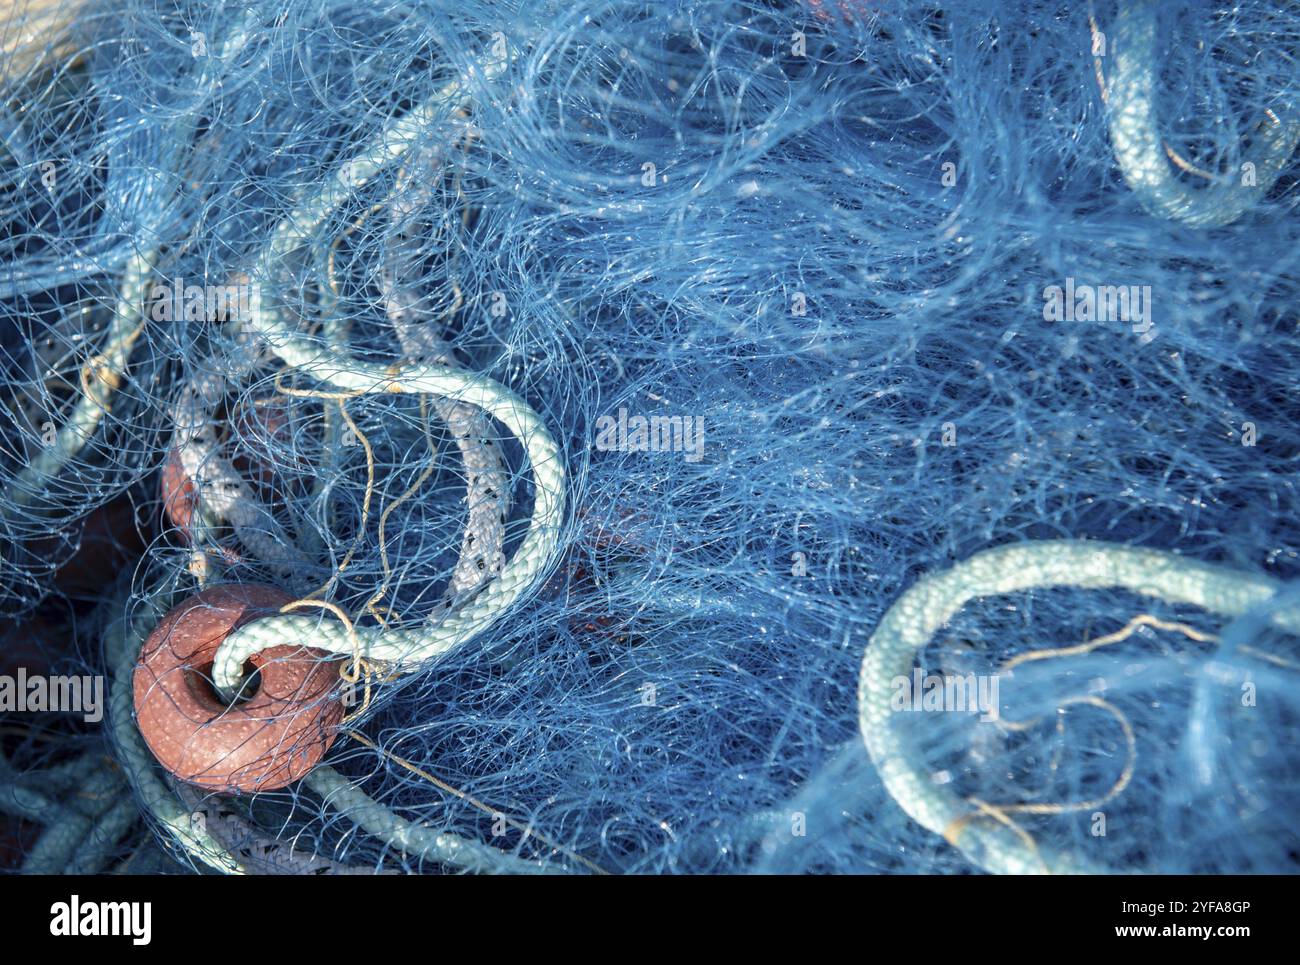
[0,0,1298,874]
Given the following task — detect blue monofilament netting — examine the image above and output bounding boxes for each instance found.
[1,0,1299,874]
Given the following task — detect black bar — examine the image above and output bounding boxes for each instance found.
[0,873,1285,951]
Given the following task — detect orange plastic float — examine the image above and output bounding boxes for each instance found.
[133,584,343,793]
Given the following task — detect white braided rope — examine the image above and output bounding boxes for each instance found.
[211,313,563,688]
[210,43,564,690]
[383,145,513,605]
[858,539,1298,875]
[1106,0,1300,228]
[168,368,308,579]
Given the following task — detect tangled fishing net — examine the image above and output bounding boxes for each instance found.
[1,0,1299,875]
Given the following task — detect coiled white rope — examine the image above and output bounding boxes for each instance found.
[858,539,1300,875]
[1105,0,1300,227]
[208,319,565,687]
[208,43,565,691]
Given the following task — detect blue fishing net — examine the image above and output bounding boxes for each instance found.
[1,0,1298,874]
